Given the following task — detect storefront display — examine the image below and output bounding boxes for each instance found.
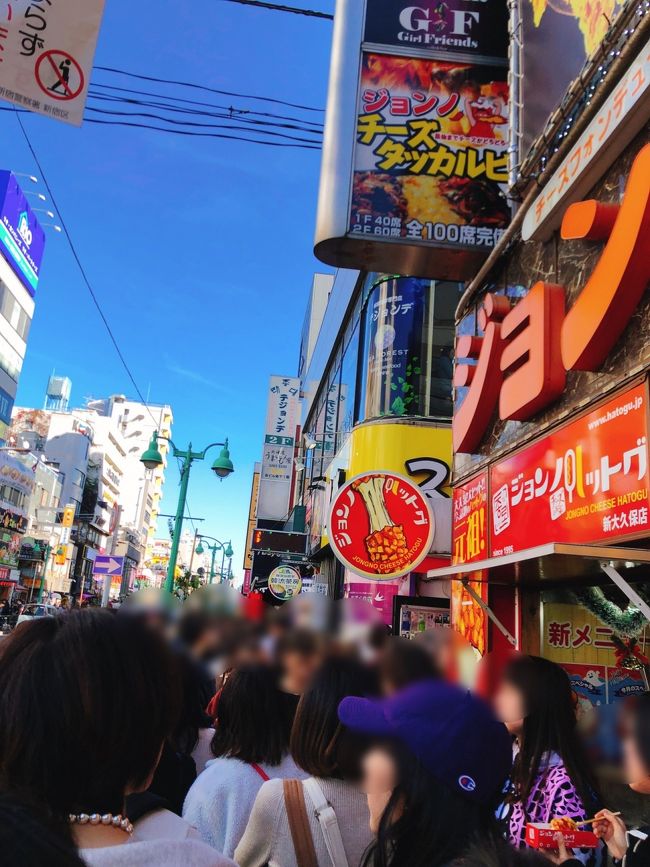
[393,595,450,639]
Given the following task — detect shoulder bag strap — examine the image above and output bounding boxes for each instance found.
[303,778,349,867]
[250,762,270,781]
[283,779,318,867]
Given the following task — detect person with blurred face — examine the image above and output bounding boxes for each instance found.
[338,680,513,867]
[593,693,650,864]
[493,656,601,865]
[276,628,323,696]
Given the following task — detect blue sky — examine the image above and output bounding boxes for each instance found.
[1,0,335,577]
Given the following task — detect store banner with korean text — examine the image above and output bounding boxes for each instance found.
[350,53,510,250]
[0,172,45,296]
[257,376,300,521]
[451,472,488,655]
[328,471,435,581]
[490,383,650,556]
[0,0,106,125]
[364,0,508,59]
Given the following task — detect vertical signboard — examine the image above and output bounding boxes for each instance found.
[0,172,45,296]
[0,0,106,126]
[314,0,509,281]
[243,467,261,571]
[257,376,301,521]
[451,472,488,656]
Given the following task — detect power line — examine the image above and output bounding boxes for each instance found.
[12,110,161,427]
[94,66,325,113]
[219,0,333,18]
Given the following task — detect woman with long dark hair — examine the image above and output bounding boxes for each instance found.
[594,692,650,864]
[494,655,600,864]
[338,679,513,867]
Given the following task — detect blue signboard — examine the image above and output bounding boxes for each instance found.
[0,385,14,426]
[92,555,124,577]
[0,171,46,296]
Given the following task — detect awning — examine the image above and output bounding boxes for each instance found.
[425,542,650,588]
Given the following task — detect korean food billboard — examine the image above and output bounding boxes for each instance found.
[490,382,650,556]
[451,472,488,656]
[314,0,509,281]
[518,0,624,162]
[328,471,435,580]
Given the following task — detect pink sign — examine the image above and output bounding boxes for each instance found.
[345,581,401,625]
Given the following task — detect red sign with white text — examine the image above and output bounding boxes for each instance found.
[328,472,434,581]
[452,472,488,565]
[490,382,650,556]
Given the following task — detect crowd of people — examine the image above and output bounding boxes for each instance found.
[0,596,648,866]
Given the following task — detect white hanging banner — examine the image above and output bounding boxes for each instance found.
[0,0,106,126]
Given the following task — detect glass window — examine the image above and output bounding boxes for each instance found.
[358,277,461,421]
[338,321,360,450]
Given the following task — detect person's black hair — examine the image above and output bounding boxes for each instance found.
[451,838,551,866]
[291,654,378,780]
[633,691,650,771]
[171,651,213,756]
[0,609,181,820]
[379,636,440,692]
[362,740,502,867]
[177,610,211,650]
[502,655,599,811]
[211,664,292,765]
[0,794,86,867]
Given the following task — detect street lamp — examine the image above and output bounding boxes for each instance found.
[196,534,233,583]
[140,433,234,593]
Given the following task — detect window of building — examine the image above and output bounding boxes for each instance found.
[0,279,31,342]
[358,277,461,421]
[0,332,23,382]
[338,321,360,450]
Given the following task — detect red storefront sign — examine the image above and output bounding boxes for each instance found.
[451,473,489,656]
[454,144,650,454]
[452,472,488,564]
[328,471,434,580]
[490,382,650,556]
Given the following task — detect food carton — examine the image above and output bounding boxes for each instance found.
[526,823,599,849]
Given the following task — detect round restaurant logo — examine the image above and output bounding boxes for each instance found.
[458,775,477,793]
[327,471,435,581]
[268,565,302,601]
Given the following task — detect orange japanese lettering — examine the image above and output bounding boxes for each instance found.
[499,282,566,421]
[561,143,650,370]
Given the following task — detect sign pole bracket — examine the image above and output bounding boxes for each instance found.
[460,578,517,647]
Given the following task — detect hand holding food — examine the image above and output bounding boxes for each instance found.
[593,809,628,860]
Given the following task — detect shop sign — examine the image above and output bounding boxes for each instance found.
[523,36,650,241]
[349,53,509,252]
[0,171,45,296]
[328,471,434,580]
[0,507,27,534]
[452,472,487,564]
[454,144,650,454]
[268,565,302,601]
[0,385,14,427]
[345,578,402,626]
[364,0,508,59]
[0,0,106,126]
[490,382,650,555]
[243,470,261,571]
[451,472,488,656]
[517,0,625,164]
[0,529,21,568]
[314,0,509,280]
[257,376,300,521]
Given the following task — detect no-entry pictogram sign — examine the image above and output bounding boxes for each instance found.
[35,49,84,101]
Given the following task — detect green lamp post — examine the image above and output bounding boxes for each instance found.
[196,535,234,583]
[141,434,234,593]
[33,540,52,604]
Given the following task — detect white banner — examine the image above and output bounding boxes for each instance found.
[257,376,301,521]
[0,0,106,126]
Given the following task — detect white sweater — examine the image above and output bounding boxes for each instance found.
[182,754,304,859]
[80,839,235,867]
[234,777,373,867]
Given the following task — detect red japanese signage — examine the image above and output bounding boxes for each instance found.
[328,472,434,581]
[452,472,488,564]
[454,143,650,454]
[490,382,650,555]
